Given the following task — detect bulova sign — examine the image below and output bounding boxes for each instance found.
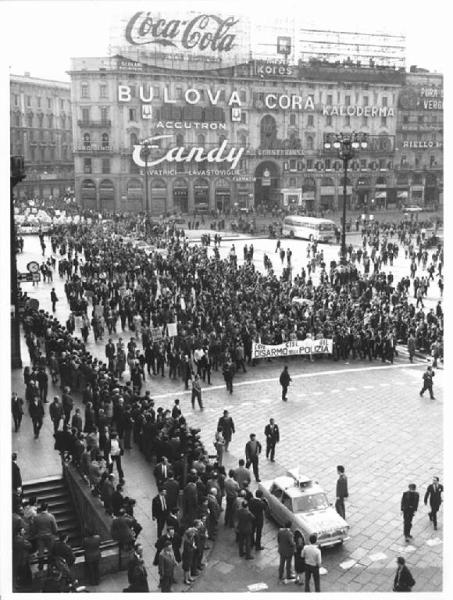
[132,135,244,169]
[125,12,239,52]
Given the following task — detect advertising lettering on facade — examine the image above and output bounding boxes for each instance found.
[322,105,395,117]
[252,60,294,78]
[111,11,250,70]
[402,140,442,149]
[152,121,227,130]
[118,85,243,106]
[399,87,443,111]
[132,135,244,169]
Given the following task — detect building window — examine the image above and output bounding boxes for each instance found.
[102,159,110,174]
[379,158,386,169]
[15,113,21,126]
[400,155,407,167]
[327,94,333,105]
[41,147,46,161]
[345,95,351,106]
[27,113,33,127]
[240,111,247,124]
[84,158,92,173]
[381,116,387,127]
[361,116,368,127]
[415,157,420,168]
[198,89,205,100]
[307,115,314,127]
[62,146,67,160]
[197,134,205,146]
[403,115,409,124]
[26,95,31,107]
[30,147,35,162]
[50,147,55,161]
[153,86,160,98]
[289,113,296,126]
[48,114,53,128]
[326,115,332,126]
[101,133,109,149]
[382,96,388,107]
[47,97,52,109]
[130,158,140,174]
[345,115,351,126]
[29,129,34,141]
[306,136,314,150]
[289,177,297,187]
[239,134,247,147]
[325,158,331,169]
[130,132,138,147]
[363,95,369,106]
[289,159,297,171]
[100,84,107,98]
[219,90,226,102]
[240,89,247,103]
[82,107,90,122]
[418,115,424,124]
[14,94,19,106]
[83,133,91,149]
[81,83,89,98]
[60,115,66,129]
[37,96,41,108]
[60,99,65,109]
[176,87,183,100]
[129,108,137,121]
[430,155,436,167]
[100,107,109,122]
[306,159,313,169]
[360,159,367,169]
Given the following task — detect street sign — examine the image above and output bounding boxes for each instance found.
[18,272,40,282]
[26,261,40,273]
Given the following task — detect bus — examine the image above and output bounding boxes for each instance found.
[282,216,336,242]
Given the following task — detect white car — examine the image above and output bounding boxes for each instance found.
[258,469,350,547]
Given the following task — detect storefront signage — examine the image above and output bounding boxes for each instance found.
[252,339,333,358]
[253,60,293,78]
[323,105,394,117]
[248,148,304,157]
[118,85,242,106]
[153,120,227,130]
[399,87,443,111]
[125,13,239,53]
[264,94,315,111]
[402,140,442,149]
[132,135,244,169]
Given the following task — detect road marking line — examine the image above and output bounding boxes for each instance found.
[148,363,424,399]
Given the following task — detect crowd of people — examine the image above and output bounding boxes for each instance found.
[11,210,443,592]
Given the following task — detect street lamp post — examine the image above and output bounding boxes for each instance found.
[324,132,368,264]
[141,140,152,217]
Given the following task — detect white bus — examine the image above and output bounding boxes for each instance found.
[282,216,337,242]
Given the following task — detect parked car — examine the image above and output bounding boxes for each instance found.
[402,204,423,213]
[258,469,350,547]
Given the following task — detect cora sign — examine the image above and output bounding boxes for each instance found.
[132,135,245,170]
[125,12,239,52]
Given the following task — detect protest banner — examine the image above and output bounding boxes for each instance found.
[252,338,333,359]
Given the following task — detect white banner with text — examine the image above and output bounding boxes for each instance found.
[252,339,333,359]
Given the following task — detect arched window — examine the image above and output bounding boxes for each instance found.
[306,135,314,150]
[130,132,138,148]
[219,134,226,145]
[83,133,91,149]
[176,133,184,146]
[239,134,247,147]
[260,114,278,149]
[102,133,109,149]
[197,134,205,146]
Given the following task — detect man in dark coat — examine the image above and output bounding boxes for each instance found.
[217,410,235,451]
[11,394,24,433]
[401,483,419,542]
[236,501,254,559]
[393,556,415,592]
[424,476,443,530]
[12,453,22,492]
[279,365,292,401]
[29,396,45,438]
[49,396,63,433]
[249,490,267,551]
[264,418,280,462]
[277,521,296,581]
[163,472,180,511]
[245,433,262,482]
[158,540,177,592]
[152,489,169,537]
[419,366,435,399]
[335,465,349,520]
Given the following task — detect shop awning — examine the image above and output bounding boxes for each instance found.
[375,191,387,198]
[397,191,408,199]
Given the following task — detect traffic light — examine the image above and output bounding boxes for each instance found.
[10,155,26,187]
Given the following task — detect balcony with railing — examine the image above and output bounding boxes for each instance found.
[73,144,113,154]
[77,119,112,128]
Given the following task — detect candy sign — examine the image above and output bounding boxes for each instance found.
[132,135,245,169]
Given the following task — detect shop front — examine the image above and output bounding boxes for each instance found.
[281,188,302,208]
[99,179,115,212]
[80,179,97,210]
[254,161,281,210]
[150,178,167,215]
[302,177,316,212]
[215,178,231,213]
[424,174,439,207]
[193,177,210,212]
[356,176,372,211]
[172,177,189,214]
[126,178,143,213]
[320,178,335,211]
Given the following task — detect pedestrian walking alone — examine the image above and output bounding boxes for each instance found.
[245,433,262,482]
[393,556,415,592]
[302,533,321,592]
[424,476,443,531]
[50,288,58,312]
[401,483,419,542]
[279,365,292,401]
[420,366,435,399]
[264,418,280,462]
[217,410,235,451]
[335,465,348,520]
[191,374,203,410]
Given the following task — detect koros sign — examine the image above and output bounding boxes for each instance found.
[125,13,239,52]
[132,135,244,169]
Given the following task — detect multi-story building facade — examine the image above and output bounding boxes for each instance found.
[394,69,443,207]
[68,23,442,216]
[10,73,74,201]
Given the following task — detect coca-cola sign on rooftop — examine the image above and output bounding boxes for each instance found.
[125,12,239,53]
